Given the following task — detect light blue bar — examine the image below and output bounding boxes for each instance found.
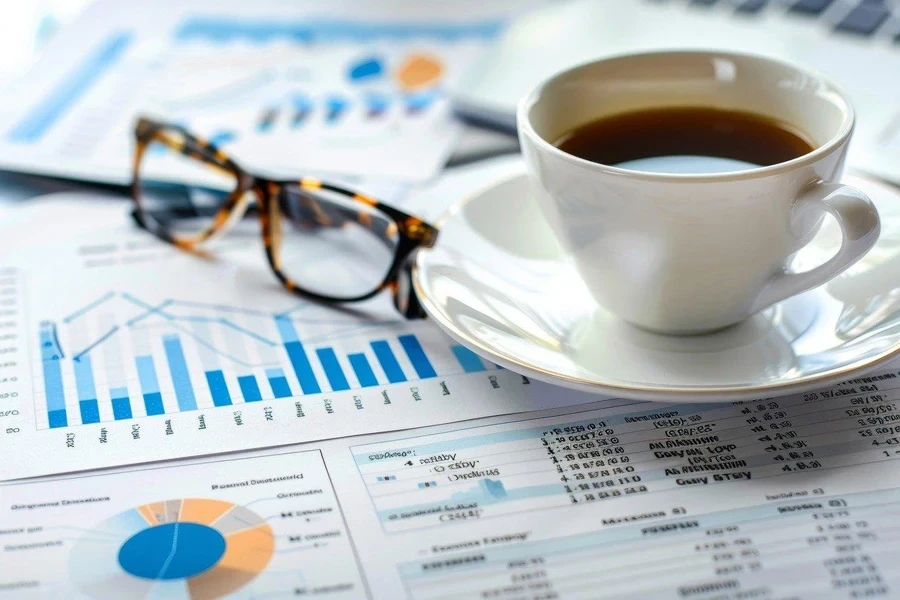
[348,353,377,387]
[275,316,321,394]
[174,18,503,43]
[238,375,262,402]
[291,95,312,127]
[452,345,486,373]
[136,355,160,393]
[39,322,67,428]
[73,355,98,402]
[162,334,197,411]
[364,93,390,118]
[275,315,299,342]
[398,334,436,379]
[405,91,438,114]
[292,95,313,112]
[8,33,132,143]
[325,96,348,124]
[316,348,350,391]
[371,340,406,383]
[110,387,132,420]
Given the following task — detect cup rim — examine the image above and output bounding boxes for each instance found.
[516,49,855,183]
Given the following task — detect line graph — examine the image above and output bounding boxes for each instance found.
[37,291,497,428]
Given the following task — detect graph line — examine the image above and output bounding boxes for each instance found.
[208,317,275,346]
[122,293,172,325]
[166,300,277,318]
[121,294,277,346]
[63,291,116,324]
[130,322,276,368]
[72,326,120,362]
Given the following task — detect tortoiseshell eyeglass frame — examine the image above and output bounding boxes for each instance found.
[130,117,438,318]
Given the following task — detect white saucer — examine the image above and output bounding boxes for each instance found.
[414,171,900,402]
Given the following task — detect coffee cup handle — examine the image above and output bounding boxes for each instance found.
[749,181,880,314]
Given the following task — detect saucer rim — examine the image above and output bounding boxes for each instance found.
[413,171,900,402]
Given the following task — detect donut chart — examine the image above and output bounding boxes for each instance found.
[70,498,275,599]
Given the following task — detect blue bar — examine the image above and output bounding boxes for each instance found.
[143,392,164,416]
[452,345,486,373]
[316,348,350,391]
[136,355,164,415]
[348,353,378,387]
[8,34,132,143]
[205,370,232,407]
[48,410,68,428]
[79,400,100,424]
[325,96,349,124]
[371,340,406,383]
[73,355,100,424]
[238,375,262,402]
[349,56,384,81]
[162,334,198,411]
[110,387,132,420]
[136,355,160,392]
[398,334,436,379]
[39,322,67,428]
[266,368,292,398]
[275,316,321,394]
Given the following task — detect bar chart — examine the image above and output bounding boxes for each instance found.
[1,196,577,480]
[36,291,498,429]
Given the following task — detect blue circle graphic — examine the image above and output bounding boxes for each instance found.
[118,522,226,580]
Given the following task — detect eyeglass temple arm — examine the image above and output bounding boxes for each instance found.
[135,117,235,176]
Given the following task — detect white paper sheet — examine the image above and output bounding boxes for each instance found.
[5,368,900,598]
[329,371,900,598]
[0,449,368,598]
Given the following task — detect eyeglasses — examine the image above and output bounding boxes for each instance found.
[130,117,438,318]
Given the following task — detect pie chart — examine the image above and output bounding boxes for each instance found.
[69,498,275,599]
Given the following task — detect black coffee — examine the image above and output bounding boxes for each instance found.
[553,107,815,174]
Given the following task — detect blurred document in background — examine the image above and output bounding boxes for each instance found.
[0,0,526,185]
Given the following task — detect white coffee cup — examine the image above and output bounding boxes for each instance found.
[518,50,880,334]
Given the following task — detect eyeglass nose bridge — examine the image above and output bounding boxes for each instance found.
[204,187,256,243]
